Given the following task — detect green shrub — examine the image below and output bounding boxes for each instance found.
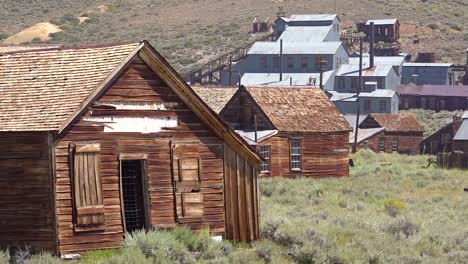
[0,250,10,264]
[384,218,419,239]
[384,198,406,217]
[23,252,65,264]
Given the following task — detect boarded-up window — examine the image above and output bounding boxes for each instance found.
[70,143,105,230]
[173,158,203,220]
[290,138,302,171]
[392,137,398,152]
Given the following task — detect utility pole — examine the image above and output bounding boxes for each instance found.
[229,55,233,86]
[352,37,363,153]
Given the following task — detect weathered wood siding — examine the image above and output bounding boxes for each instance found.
[55,56,227,253]
[0,133,56,252]
[363,132,423,155]
[223,143,260,242]
[259,133,349,178]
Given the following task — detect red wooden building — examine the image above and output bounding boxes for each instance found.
[0,41,262,255]
[357,114,425,154]
[219,86,352,178]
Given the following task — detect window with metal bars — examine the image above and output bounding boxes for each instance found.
[392,137,398,152]
[290,138,302,171]
[379,137,386,152]
[259,145,271,172]
[121,160,146,233]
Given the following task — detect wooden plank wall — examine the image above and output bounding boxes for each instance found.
[259,133,350,178]
[223,143,260,242]
[364,132,423,155]
[55,56,226,254]
[0,132,56,251]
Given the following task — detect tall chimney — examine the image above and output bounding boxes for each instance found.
[279,39,283,81]
[369,22,375,68]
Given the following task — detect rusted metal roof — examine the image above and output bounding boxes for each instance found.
[0,42,140,131]
[349,127,385,144]
[245,86,352,133]
[397,85,468,97]
[192,86,238,113]
[369,114,425,132]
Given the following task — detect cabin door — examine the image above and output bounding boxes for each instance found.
[120,160,150,233]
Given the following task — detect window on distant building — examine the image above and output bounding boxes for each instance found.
[338,78,345,91]
[363,141,369,149]
[392,137,398,152]
[259,56,268,69]
[287,56,294,69]
[290,138,302,171]
[379,100,387,113]
[351,77,358,90]
[301,57,308,69]
[273,56,280,69]
[259,145,271,173]
[378,137,386,152]
[364,100,371,113]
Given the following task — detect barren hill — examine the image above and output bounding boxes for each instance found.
[0,0,466,71]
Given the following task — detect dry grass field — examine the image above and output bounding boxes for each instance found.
[0,0,466,71]
[1,151,466,264]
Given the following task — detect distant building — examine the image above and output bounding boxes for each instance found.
[240,71,334,90]
[357,114,425,154]
[335,64,400,92]
[275,14,340,37]
[329,89,399,114]
[348,54,407,77]
[421,112,468,154]
[220,86,352,178]
[356,19,400,43]
[401,62,454,85]
[397,85,468,111]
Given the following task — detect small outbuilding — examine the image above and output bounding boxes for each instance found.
[397,85,468,111]
[422,112,468,154]
[219,86,352,178]
[0,41,262,255]
[357,114,425,154]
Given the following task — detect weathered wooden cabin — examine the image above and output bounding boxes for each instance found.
[422,112,468,154]
[0,41,262,255]
[219,86,352,178]
[358,114,425,154]
[356,19,400,43]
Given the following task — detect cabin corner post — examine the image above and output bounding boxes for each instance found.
[48,132,60,255]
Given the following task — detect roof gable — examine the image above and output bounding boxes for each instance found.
[361,114,425,132]
[242,86,352,133]
[192,87,238,113]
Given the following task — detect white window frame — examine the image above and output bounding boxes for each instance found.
[290,138,302,171]
[259,145,271,173]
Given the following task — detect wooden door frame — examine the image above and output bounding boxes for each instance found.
[119,154,151,233]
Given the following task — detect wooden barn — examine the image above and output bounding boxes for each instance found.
[357,114,425,154]
[218,86,352,178]
[397,85,468,111]
[0,41,262,255]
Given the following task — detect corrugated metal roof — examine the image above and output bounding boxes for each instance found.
[192,86,238,113]
[349,55,405,67]
[245,86,352,133]
[463,111,468,119]
[329,90,395,101]
[403,62,453,67]
[397,85,468,97]
[248,41,342,55]
[453,120,468,140]
[287,14,337,22]
[235,130,278,145]
[344,114,369,129]
[336,64,394,77]
[349,127,385,144]
[240,71,334,86]
[366,19,398,25]
[278,26,335,42]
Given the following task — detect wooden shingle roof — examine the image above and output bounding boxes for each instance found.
[0,42,139,131]
[192,87,238,113]
[244,86,352,133]
[369,114,425,132]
